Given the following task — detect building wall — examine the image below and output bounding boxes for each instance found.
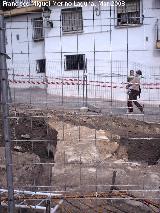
[4,0,160,103]
[44,0,160,102]
[45,0,160,66]
[6,13,46,89]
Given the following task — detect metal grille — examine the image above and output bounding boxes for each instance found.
[65,54,85,70]
[117,0,141,25]
[61,7,83,33]
[32,18,44,41]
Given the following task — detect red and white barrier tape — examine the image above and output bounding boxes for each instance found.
[8,73,160,86]
[8,79,160,89]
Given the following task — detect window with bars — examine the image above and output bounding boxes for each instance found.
[152,0,160,9]
[117,0,141,26]
[61,7,83,33]
[156,19,160,49]
[33,18,44,41]
[65,54,85,70]
[36,59,46,73]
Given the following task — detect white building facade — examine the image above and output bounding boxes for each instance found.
[5,0,160,103]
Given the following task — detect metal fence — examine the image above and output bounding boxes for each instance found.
[6,59,160,123]
[0,9,160,213]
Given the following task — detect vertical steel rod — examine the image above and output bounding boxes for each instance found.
[46,200,51,213]
[0,15,15,213]
[60,14,63,106]
[85,58,88,107]
[109,5,113,106]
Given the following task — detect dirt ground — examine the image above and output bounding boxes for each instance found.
[49,110,160,212]
[50,110,160,165]
[0,106,160,212]
[0,110,56,189]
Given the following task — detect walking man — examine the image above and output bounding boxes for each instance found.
[127,70,143,113]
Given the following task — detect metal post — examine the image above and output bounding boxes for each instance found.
[0,19,1,212]
[85,58,88,107]
[0,188,2,213]
[157,19,159,42]
[127,24,129,76]
[0,65,1,105]
[0,15,15,213]
[83,66,85,106]
[93,6,95,75]
[109,5,113,105]
[46,200,51,213]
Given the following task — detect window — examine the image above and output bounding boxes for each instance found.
[117,0,141,26]
[16,34,20,40]
[36,59,46,73]
[65,54,85,70]
[152,0,160,9]
[33,18,44,41]
[61,7,83,33]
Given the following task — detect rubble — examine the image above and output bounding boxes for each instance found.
[0,109,160,212]
[13,145,22,152]
[80,106,88,113]
[0,147,40,188]
[21,134,30,139]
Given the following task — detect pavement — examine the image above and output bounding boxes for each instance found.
[10,87,160,123]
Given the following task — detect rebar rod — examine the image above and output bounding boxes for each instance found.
[0,15,15,213]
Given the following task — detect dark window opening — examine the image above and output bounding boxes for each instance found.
[16,34,19,40]
[36,59,46,73]
[65,54,85,70]
[61,7,83,33]
[117,0,141,26]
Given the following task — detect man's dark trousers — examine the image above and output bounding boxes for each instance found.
[127,89,143,112]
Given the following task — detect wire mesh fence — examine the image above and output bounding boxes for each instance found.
[6,59,160,124]
[0,4,160,212]
[1,108,160,212]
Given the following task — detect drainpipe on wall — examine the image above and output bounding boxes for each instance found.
[156,19,160,49]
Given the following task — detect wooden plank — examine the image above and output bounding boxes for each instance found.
[2,6,42,17]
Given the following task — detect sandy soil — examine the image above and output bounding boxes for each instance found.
[0,107,160,212]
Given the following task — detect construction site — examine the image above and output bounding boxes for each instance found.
[0,0,160,212]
